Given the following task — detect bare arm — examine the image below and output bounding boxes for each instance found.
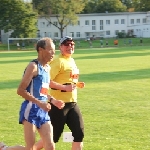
[50,80,76,92]
[17,62,51,111]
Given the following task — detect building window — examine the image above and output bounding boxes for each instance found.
[121,30,125,33]
[85,20,89,25]
[47,22,51,27]
[40,22,45,28]
[115,19,119,24]
[130,19,134,24]
[41,32,45,37]
[137,19,140,24]
[76,32,80,37]
[121,19,125,24]
[47,32,51,37]
[106,20,110,25]
[70,32,74,37]
[92,26,96,30]
[115,30,119,35]
[143,18,146,23]
[106,30,110,35]
[92,20,96,25]
[78,21,80,25]
[54,32,58,37]
[100,20,103,30]
[86,32,90,38]
[92,20,96,30]
[53,21,57,26]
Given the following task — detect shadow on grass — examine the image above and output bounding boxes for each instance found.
[0,58,35,64]
[0,51,36,58]
[75,46,150,54]
[75,51,150,60]
[1,50,150,64]
[0,79,20,89]
[80,68,150,83]
[1,68,149,90]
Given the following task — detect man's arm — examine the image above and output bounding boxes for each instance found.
[17,62,51,112]
[50,80,76,92]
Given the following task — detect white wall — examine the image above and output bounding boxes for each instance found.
[2,12,150,43]
[37,12,150,39]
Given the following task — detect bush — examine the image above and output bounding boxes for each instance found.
[117,32,126,38]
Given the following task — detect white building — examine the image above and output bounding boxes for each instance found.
[37,12,150,39]
[1,12,150,43]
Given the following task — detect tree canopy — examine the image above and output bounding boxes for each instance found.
[82,0,127,13]
[0,0,38,38]
[32,0,88,37]
[132,0,150,11]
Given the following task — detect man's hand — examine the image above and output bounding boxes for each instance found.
[64,84,76,92]
[51,99,65,109]
[76,82,85,88]
[38,101,51,112]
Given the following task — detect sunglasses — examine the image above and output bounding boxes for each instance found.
[63,43,75,46]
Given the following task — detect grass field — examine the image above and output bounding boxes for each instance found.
[1,37,150,51]
[0,46,150,150]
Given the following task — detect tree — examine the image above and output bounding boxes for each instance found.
[132,0,150,11]
[32,0,88,37]
[120,0,150,12]
[120,0,134,10]
[82,0,127,13]
[0,0,38,38]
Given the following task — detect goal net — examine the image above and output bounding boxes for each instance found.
[8,38,40,51]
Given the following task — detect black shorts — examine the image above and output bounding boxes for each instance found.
[48,102,84,143]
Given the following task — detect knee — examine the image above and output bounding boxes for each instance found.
[44,142,55,150]
[33,140,42,150]
[72,142,83,150]
[73,130,84,142]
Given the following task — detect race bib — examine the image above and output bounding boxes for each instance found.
[40,82,49,97]
[70,68,79,82]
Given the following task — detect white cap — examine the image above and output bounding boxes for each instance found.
[59,36,74,45]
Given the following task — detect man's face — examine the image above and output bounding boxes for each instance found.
[41,41,55,63]
[60,40,75,57]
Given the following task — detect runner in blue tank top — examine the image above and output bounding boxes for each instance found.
[19,59,51,128]
[0,38,65,150]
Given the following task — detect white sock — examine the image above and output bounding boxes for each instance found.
[1,146,8,150]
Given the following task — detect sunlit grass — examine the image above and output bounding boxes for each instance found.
[0,46,150,149]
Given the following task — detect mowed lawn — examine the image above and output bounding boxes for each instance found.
[0,46,150,150]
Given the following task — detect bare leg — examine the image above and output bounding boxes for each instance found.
[72,142,83,150]
[6,146,25,150]
[0,142,25,150]
[38,121,55,150]
[1,120,38,150]
[33,139,43,150]
[23,120,37,150]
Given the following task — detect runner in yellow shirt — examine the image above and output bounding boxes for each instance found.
[34,36,85,150]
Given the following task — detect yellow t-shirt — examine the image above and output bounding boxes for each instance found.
[49,54,79,103]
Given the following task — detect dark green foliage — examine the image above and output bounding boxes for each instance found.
[132,0,150,11]
[117,32,127,38]
[82,0,127,13]
[0,0,38,38]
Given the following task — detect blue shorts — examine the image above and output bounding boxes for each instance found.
[19,101,50,129]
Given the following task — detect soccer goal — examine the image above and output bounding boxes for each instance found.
[7,38,40,51]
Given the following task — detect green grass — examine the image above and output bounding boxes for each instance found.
[0,46,150,150]
[1,37,150,51]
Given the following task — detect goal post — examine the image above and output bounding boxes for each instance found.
[7,38,40,51]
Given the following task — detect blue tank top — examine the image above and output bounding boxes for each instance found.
[19,59,50,127]
[26,59,50,102]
